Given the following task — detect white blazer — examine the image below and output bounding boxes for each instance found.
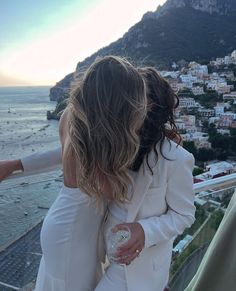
[123,140,195,291]
[21,139,195,291]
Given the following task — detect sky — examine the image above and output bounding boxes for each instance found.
[0,0,166,86]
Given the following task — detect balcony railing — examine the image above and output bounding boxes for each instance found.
[0,168,235,291]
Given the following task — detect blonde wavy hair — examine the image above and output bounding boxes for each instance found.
[65,56,147,202]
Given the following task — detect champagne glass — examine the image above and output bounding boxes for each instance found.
[105,225,131,263]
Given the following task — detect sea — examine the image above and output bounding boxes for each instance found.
[0,86,62,248]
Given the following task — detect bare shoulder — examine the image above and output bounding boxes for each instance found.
[59,107,70,143]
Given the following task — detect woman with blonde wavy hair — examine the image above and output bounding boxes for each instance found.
[0,55,147,291]
[0,64,195,291]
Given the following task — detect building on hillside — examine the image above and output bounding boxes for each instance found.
[232,50,236,59]
[181,115,196,125]
[192,86,204,95]
[195,140,212,149]
[223,92,236,103]
[194,197,209,210]
[176,115,197,133]
[208,116,219,125]
[173,235,193,255]
[194,161,235,184]
[206,161,234,177]
[217,129,230,135]
[176,119,186,131]
[160,71,180,79]
[198,108,215,118]
[224,56,232,65]
[218,112,236,128]
[215,58,224,65]
[180,74,198,88]
[214,103,225,116]
[215,83,231,94]
[181,132,211,148]
[179,97,196,108]
[189,63,209,78]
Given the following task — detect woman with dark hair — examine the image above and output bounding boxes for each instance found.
[0,65,195,291]
[95,67,195,290]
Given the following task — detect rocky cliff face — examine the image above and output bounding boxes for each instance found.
[49,73,73,101]
[160,0,235,15]
[50,0,236,101]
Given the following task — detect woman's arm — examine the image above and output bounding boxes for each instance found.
[113,152,195,264]
[21,147,62,174]
[138,153,195,248]
[0,147,62,182]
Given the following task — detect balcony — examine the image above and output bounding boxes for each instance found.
[0,168,235,291]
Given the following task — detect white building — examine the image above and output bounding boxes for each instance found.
[179,97,196,108]
[224,56,232,65]
[181,115,196,125]
[173,235,193,254]
[214,103,225,116]
[207,78,229,93]
[215,84,231,94]
[208,117,219,125]
[223,92,236,103]
[217,129,230,135]
[181,132,211,148]
[218,112,236,127]
[206,161,234,176]
[160,71,179,79]
[176,115,197,133]
[198,108,215,118]
[176,119,185,131]
[216,58,225,65]
[188,62,208,77]
[231,50,236,60]
[192,86,204,95]
[180,74,197,88]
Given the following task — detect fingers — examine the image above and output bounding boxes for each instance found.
[117,242,141,258]
[117,237,135,253]
[117,251,138,265]
[111,222,144,265]
[116,244,141,265]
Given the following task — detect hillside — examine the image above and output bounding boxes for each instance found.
[50,0,236,101]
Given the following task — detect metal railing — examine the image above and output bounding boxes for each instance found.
[7,166,236,191]
[193,173,236,193]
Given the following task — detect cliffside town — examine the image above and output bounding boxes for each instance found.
[49,0,236,102]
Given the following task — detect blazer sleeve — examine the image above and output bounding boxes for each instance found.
[21,147,62,174]
[138,153,196,248]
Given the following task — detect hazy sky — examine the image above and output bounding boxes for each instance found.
[0,0,166,86]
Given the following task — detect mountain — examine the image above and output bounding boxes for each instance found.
[50,0,236,101]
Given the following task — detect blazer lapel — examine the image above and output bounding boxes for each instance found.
[126,162,153,223]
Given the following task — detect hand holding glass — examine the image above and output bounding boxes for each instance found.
[105,225,131,263]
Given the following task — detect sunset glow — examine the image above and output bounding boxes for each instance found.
[0,0,166,86]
